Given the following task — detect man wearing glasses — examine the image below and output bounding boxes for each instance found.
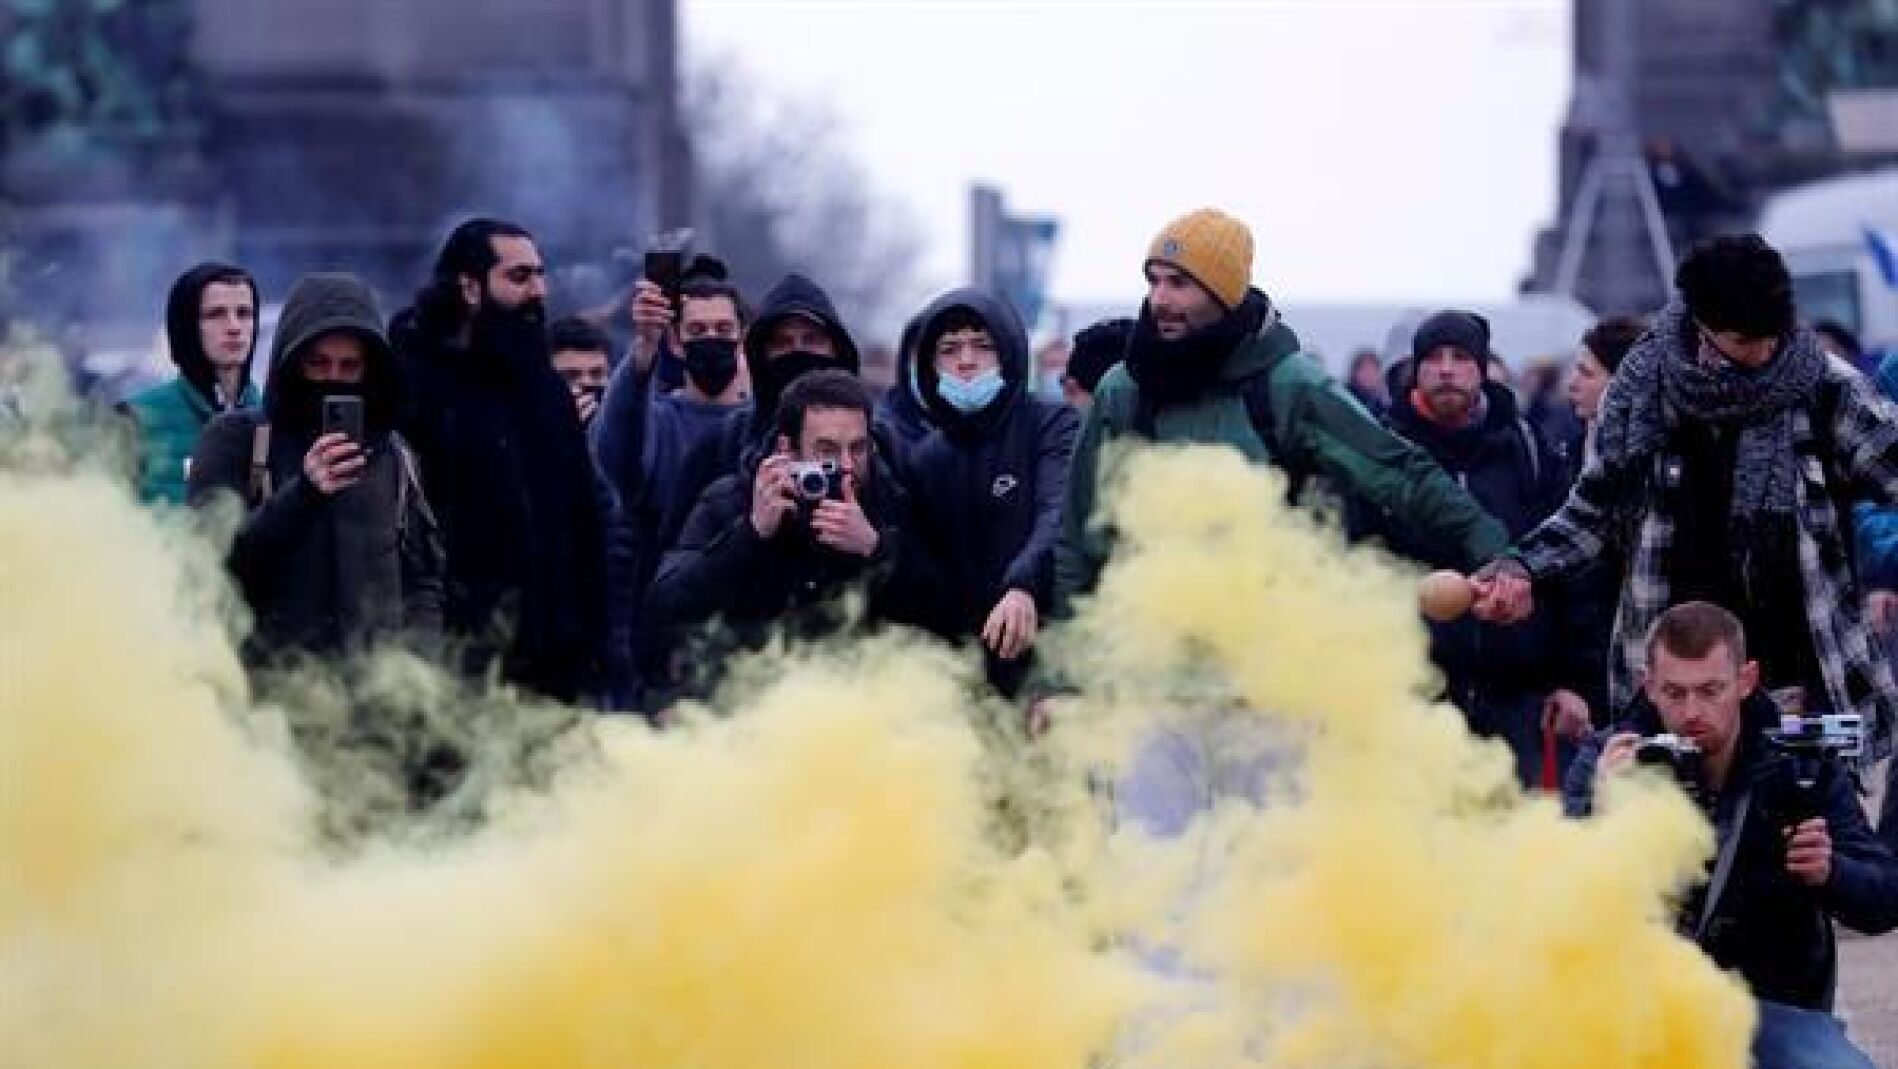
[1473,234,1898,779]
[645,371,939,706]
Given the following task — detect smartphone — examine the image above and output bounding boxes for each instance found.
[321,395,365,445]
[643,227,696,301]
[643,248,683,302]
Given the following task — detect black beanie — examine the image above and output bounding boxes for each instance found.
[1411,310,1492,371]
[1067,317,1135,394]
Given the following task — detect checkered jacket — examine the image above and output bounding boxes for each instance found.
[1510,360,1898,760]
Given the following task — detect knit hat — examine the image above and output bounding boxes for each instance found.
[1410,310,1492,371]
[1145,209,1254,310]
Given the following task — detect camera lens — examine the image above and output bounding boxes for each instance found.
[796,469,829,499]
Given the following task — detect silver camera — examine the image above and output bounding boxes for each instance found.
[787,459,843,503]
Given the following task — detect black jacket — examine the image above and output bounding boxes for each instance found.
[391,303,608,703]
[655,275,862,557]
[188,274,443,658]
[645,451,939,697]
[1386,381,1595,708]
[1566,692,1898,1009]
[904,288,1078,692]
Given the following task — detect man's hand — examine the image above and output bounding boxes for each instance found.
[1594,731,1642,791]
[1469,559,1535,624]
[982,589,1040,660]
[1870,590,1898,634]
[750,453,797,539]
[1542,689,1594,742]
[811,476,879,558]
[303,432,365,495]
[573,387,600,427]
[629,279,674,373]
[1784,818,1834,888]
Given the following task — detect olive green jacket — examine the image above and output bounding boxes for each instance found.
[1053,319,1508,610]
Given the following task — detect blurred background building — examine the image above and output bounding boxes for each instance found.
[1526,0,1898,317]
[9,0,1898,379]
[2,0,687,367]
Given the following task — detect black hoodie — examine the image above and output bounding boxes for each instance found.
[124,264,263,505]
[874,312,934,453]
[904,288,1079,694]
[655,274,862,555]
[187,274,443,658]
[166,262,260,410]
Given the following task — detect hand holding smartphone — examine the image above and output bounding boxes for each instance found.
[321,395,365,446]
[305,395,368,495]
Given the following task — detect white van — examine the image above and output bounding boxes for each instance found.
[1757,168,1898,351]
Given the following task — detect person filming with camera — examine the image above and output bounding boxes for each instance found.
[644,371,942,703]
[1566,601,1898,1069]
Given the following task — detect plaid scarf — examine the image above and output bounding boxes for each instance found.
[1513,316,1898,762]
[1597,301,1823,547]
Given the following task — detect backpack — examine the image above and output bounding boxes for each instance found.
[1125,348,1308,496]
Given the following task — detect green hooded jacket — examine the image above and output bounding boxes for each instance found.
[1053,305,1508,611]
[123,263,263,505]
[124,375,262,505]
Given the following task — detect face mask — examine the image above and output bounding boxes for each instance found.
[938,368,1005,414]
[757,350,849,407]
[683,338,740,396]
[280,377,366,434]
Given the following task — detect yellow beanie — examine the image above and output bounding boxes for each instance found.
[1145,208,1254,310]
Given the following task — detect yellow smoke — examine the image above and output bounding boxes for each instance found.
[1071,445,1753,1069]
[0,360,1751,1069]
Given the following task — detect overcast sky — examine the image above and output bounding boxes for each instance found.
[683,0,1570,311]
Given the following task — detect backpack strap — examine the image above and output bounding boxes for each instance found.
[1238,370,1284,460]
[387,433,437,541]
[247,421,273,507]
[1238,349,1310,500]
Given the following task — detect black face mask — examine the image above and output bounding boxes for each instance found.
[279,377,367,435]
[754,349,851,411]
[683,337,741,397]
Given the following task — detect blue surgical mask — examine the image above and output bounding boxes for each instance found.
[938,368,1005,414]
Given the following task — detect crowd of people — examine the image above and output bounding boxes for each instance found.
[112,207,1898,1068]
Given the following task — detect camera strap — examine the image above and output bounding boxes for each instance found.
[1694,782,1752,942]
[248,421,274,508]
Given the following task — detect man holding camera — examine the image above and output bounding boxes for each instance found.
[187,272,443,661]
[1567,602,1898,1069]
[644,371,938,702]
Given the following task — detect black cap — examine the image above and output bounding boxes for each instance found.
[1411,310,1492,370]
